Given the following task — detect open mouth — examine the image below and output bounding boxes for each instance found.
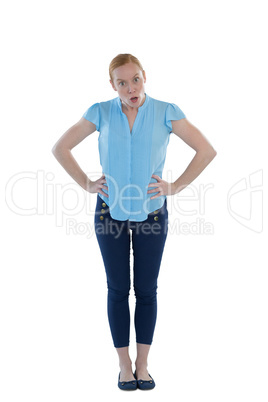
[130,97,138,103]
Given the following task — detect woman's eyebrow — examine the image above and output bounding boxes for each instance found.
[116,73,139,82]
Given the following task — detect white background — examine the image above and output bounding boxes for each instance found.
[1,0,267,401]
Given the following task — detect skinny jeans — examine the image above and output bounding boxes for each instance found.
[94,194,168,348]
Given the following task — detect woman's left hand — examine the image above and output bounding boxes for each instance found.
[147,174,175,199]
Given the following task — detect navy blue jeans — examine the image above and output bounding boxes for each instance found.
[94,195,168,348]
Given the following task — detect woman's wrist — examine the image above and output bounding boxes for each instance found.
[84,176,92,192]
[171,181,187,195]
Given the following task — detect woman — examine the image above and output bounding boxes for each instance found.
[52,53,217,391]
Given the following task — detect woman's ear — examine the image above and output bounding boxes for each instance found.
[142,70,146,83]
[110,79,117,91]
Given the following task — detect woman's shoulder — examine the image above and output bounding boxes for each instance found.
[149,95,177,108]
[148,95,186,120]
[86,97,117,108]
[99,97,118,105]
[149,95,179,112]
[85,97,118,115]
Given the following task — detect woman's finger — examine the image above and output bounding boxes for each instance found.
[99,190,109,197]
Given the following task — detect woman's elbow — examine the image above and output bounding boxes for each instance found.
[209,146,217,158]
[206,146,217,163]
[51,143,65,159]
[198,145,217,163]
[51,143,59,157]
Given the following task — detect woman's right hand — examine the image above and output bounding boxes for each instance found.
[87,174,108,198]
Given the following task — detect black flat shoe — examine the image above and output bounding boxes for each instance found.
[134,370,156,390]
[118,372,137,391]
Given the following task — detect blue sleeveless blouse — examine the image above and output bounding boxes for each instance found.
[82,94,186,221]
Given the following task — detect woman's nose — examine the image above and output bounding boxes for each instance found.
[128,84,134,93]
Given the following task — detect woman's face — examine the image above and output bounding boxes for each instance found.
[110,62,146,111]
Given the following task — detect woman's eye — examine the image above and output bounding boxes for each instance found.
[134,77,139,82]
[119,82,125,86]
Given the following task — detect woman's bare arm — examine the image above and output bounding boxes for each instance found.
[148,118,217,199]
[51,117,108,197]
[170,118,217,194]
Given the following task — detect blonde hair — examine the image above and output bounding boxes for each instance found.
[109,53,144,82]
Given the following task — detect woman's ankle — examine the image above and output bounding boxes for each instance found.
[120,361,132,371]
[135,359,148,371]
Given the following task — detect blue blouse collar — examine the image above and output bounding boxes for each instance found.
[117,93,149,113]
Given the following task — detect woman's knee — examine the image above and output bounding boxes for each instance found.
[134,285,157,305]
[108,285,130,303]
